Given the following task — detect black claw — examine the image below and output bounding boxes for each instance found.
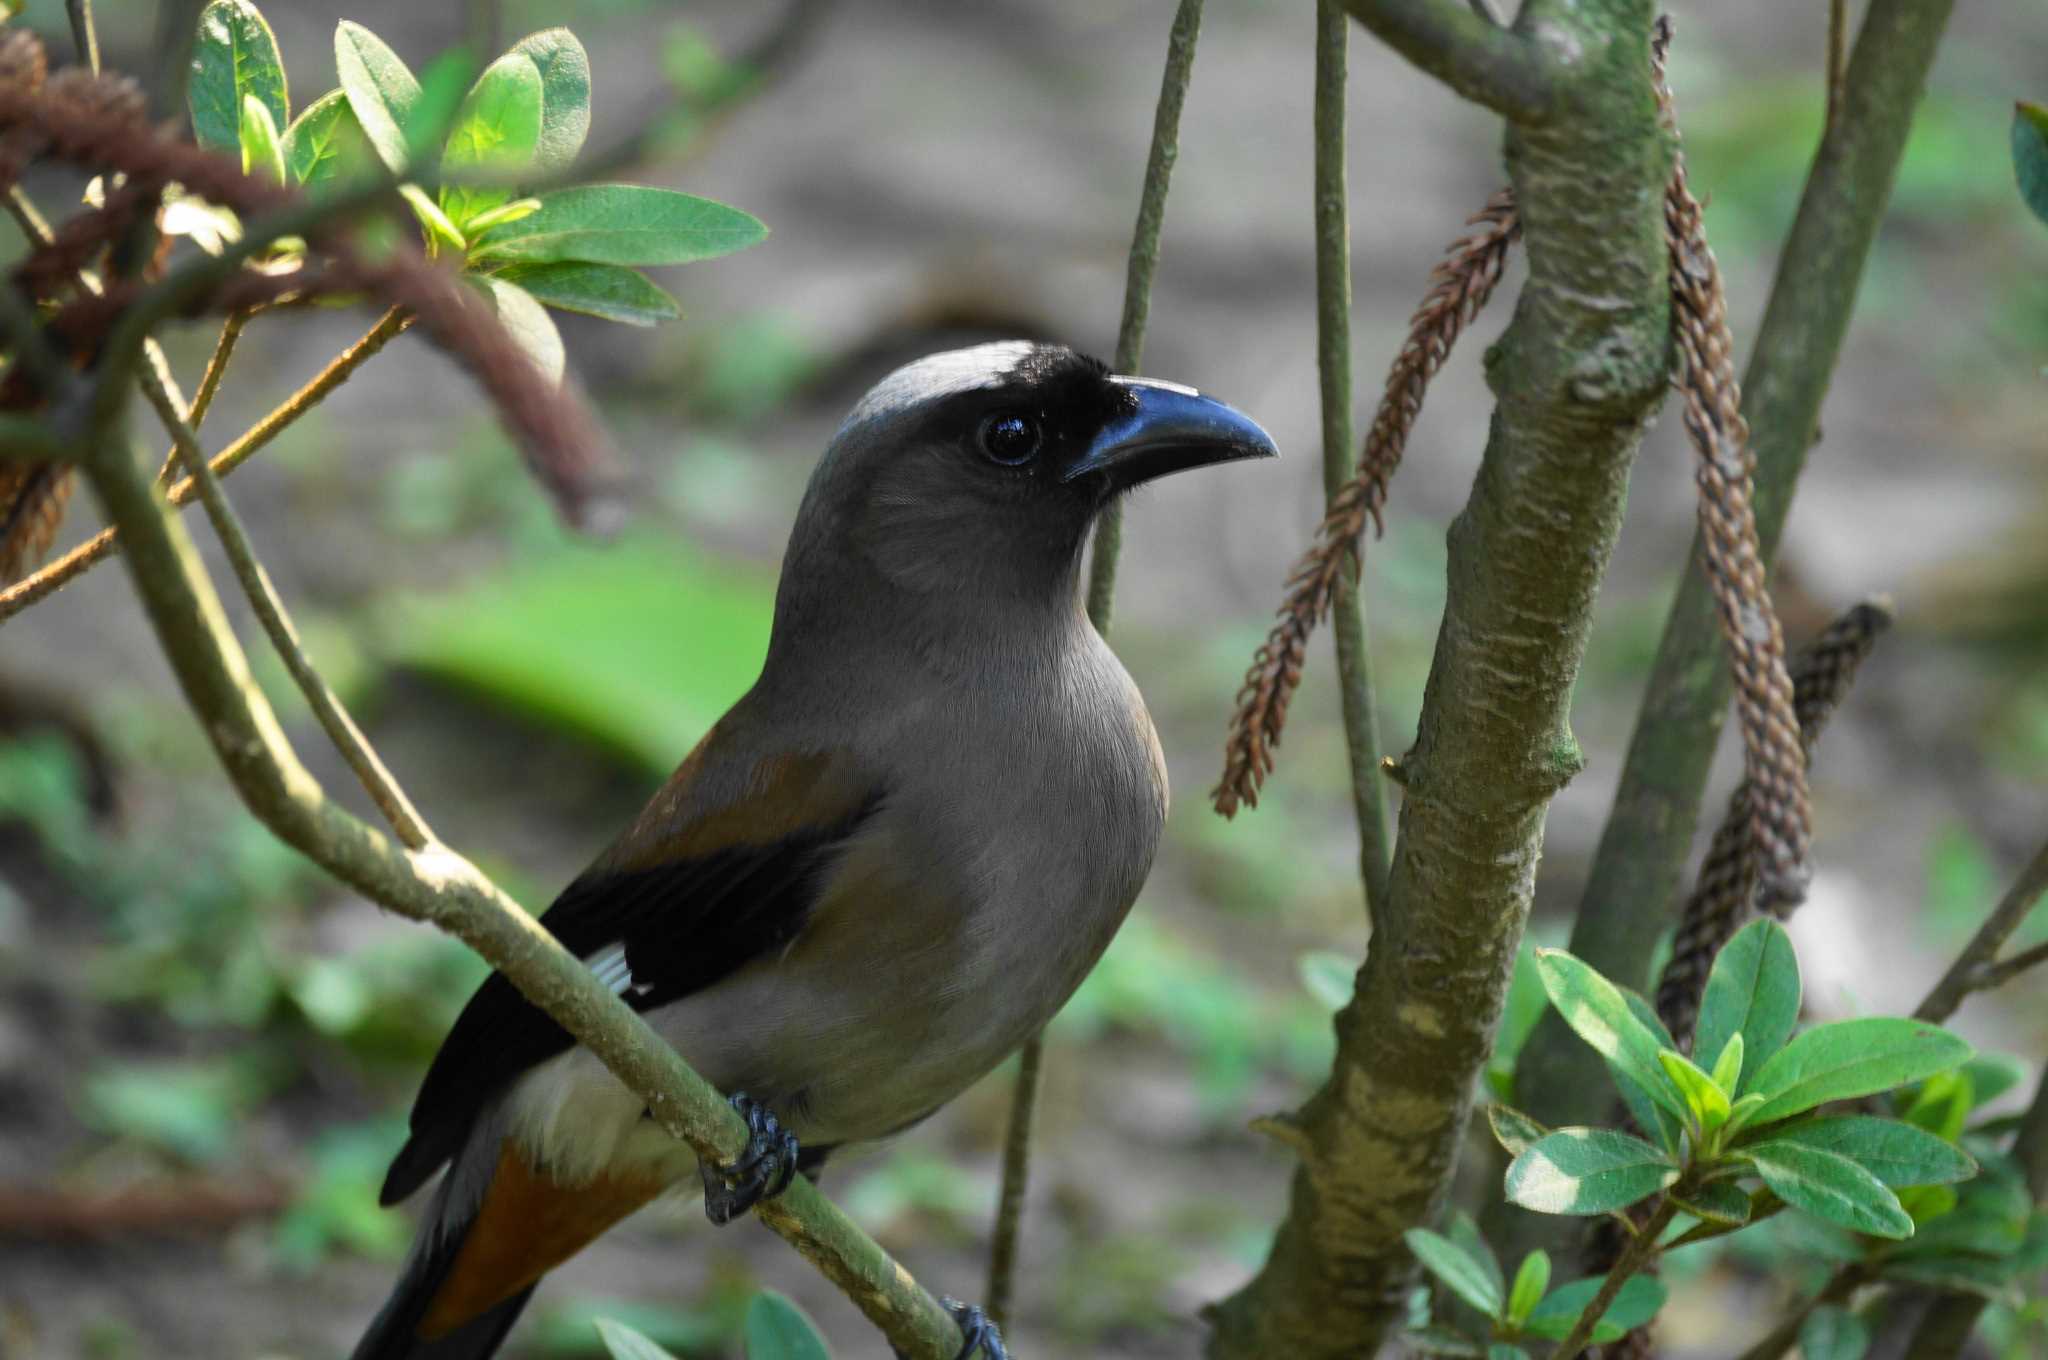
[699,1092,800,1225]
[940,1298,1007,1360]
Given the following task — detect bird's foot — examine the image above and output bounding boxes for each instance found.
[941,1298,1007,1360]
[700,1092,799,1225]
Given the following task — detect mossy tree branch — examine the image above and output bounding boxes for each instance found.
[1204,1,1673,1352]
[1506,0,1962,1222]
[1333,0,1558,119]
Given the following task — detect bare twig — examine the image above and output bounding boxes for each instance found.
[1214,187,1518,815]
[1314,0,1393,919]
[157,308,251,484]
[986,0,1208,1324]
[1913,838,2048,1023]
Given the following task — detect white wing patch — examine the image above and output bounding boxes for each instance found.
[588,945,637,996]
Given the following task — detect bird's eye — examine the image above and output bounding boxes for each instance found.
[978,411,1042,466]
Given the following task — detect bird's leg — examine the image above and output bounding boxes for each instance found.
[896,1298,1007,1360]
[699,1091,800,1225]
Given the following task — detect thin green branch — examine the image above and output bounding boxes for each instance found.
[1914,836,2048,1023]
[1550,1198,1680,1360]
[1315,0,1393,919]
[1333,0,1557,120]
[0,307,411,624]
[157,308,252,484]
[66,0,99,73]
[988,0,1208,1321]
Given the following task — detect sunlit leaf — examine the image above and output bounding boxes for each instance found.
[399,184,465,256]
[189,0,288,154]
[1505,1251,1549,1327]
[498,261,680,326]
[335,20,418,173]
[439,52,544,226]
[473,184,767,266]
[509,28,592,172]
[1659,1047,1730,1131]
[282,89,378,189]
[1710,1031,1745,1097]
[238,93,286,184]
[1695,917,1800,1086]
[1533,950,1689,1124]
[471,276,564,385]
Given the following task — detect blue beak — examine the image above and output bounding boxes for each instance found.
[1062,376,1280,488]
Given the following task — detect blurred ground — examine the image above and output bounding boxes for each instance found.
[2,0,2047,1357]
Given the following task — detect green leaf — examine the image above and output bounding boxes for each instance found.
[1611,1062,1686,1157]
[1958,1054,2027,1107]
[493,262,680,327]
[1296,950,1354,1011]
[1710,1030,1744,1096]
[1899,1068,1973,1142]
[335,20,419,173]
[1745,1018,1973,1126]
[406,50,479,167]
[594,1317,682,1360]
[1878,1254,2026,1306]
[1753,1116,1976,1188]
[1505,1251,1549,1327]
[1898,1183,1958,1225]
[1488,1347,1531,1360]
[1798,1305,1871,1360]
[1533,950,1690,1124]
[440,53,545,227]
[1403,1328,1484,1357]
[189,0,288,155]
[1524,1274,1666,1341]
[1694,917,1800,1085]
[1658,1048,1730,1131]
[1893,1164,2031,1260]
[1724,1091,1769,1136]
[741,1291,830,1360]
[1743,1141,1914,1239]
[1672,1179,1752,1226]
[1504,1128,1678,1216]
[1404,1228,1504,1318]
[238,94,286,184]
[472,276,564,385]
[399,184,466,256]
[282,89,377,189]
[509,28,592,173]
[1487,1105,1548,1160]
[1447,1210,1504,1306]
[473,184,768,266]
[464,198,544,238]
[2014,102,2048,230]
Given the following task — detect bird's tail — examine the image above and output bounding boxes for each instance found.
[351,1169,537,1360]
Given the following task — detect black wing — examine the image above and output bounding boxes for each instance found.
[379,792,879,1206]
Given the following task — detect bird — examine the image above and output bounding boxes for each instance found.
[352,340,1278,1360]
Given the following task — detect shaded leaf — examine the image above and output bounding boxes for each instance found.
[1744,1141,1913,1239]
[1898,1183,1959,1225]
[1696,917,1800,1085]
[282,89,377,189]
[1610,1061,1686,1157]
[1505,1251,1549,1327]
[472,276,564,385]
[2015,102,2048,230]
[1487,1105,1548,1160]
[1753,1116,1976,1189]
[509,28,592,172]
[238,93,285,184]
[1798,1305,1870,1360]
[1524,1274,1666,1341]
[1447,1210,1503,1305]
[189,0,288,154]
[1672,1179,1751,1226]
[1746,1019,1972,1125]
[440,52,544,226]
[1405,1228,1502,1318]
[474,184,767,266]
[1899,1068,1973,1143]
[1505,1128,1677,1216]
[406,50,479,168]
[1878,1254,2026,1306]
[1404,1328,1484,1358]
[335,20,418,173]
[741,1291,829,1360]
[1958,1054,2027,1107]
[595,1318,682,1360]
[1534,950,1689,1123]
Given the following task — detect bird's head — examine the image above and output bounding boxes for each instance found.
[788,340,1277,605]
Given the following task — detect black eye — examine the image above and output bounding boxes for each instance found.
[978,411,1042,466]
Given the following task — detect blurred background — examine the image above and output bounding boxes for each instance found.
[1,0,2044,1355]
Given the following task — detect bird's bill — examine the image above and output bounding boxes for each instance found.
[1062,377,1279,488]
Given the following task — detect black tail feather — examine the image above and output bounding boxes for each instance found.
[352,1179,535,1360]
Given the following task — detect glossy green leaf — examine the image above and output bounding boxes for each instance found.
[472,276,564,385]
[238,94,286,184]
[1659,1048,1730,1130]
[1523,1274,1666,1341]
[189,0,288,154]
[741,1290,829,1360]
[1753,1116,1976,1188]
[1710,1030,1744,1096]
[1404,1227,1503,1317]
[406,51,479,167]
[1447,1210,1504,1306]
[282,89,378,189]
[494,261,680,327]
[594,1318,682,1360]
[1505,1251,1549,1327]
[1695,917,1800,1085]
[1672,1179,1752,1226]
[1296,950,1354,1011]
[2015,102,2048,230]
[1505,1128,1678,1216]
[399,184,466,256]
[335,20,418,173]
[1745,1019,1972,1126]
[1724,1091,1769,1136]
[1534,950,1689,1123]
[509,28,592,172]
[1798,1305,1871,1360]
[440,53,544,226]
[473,184,768,266]
[1743,1141,1913,1239]
[1487,1105,1547,1160]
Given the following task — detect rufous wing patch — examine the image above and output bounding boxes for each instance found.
[419,1142,666,1339]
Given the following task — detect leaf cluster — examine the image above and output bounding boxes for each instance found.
[1403,1212,1666,1358]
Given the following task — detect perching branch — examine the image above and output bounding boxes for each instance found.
[1332,0,1558,120]
[1913,837,2048,1023]
[1313,0,1394,920]
[985,0,1208,1325]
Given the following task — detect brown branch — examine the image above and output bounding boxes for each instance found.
[1214,188,1518,815]
[1913,837,2048,1023]
[0,1177,291,1239]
